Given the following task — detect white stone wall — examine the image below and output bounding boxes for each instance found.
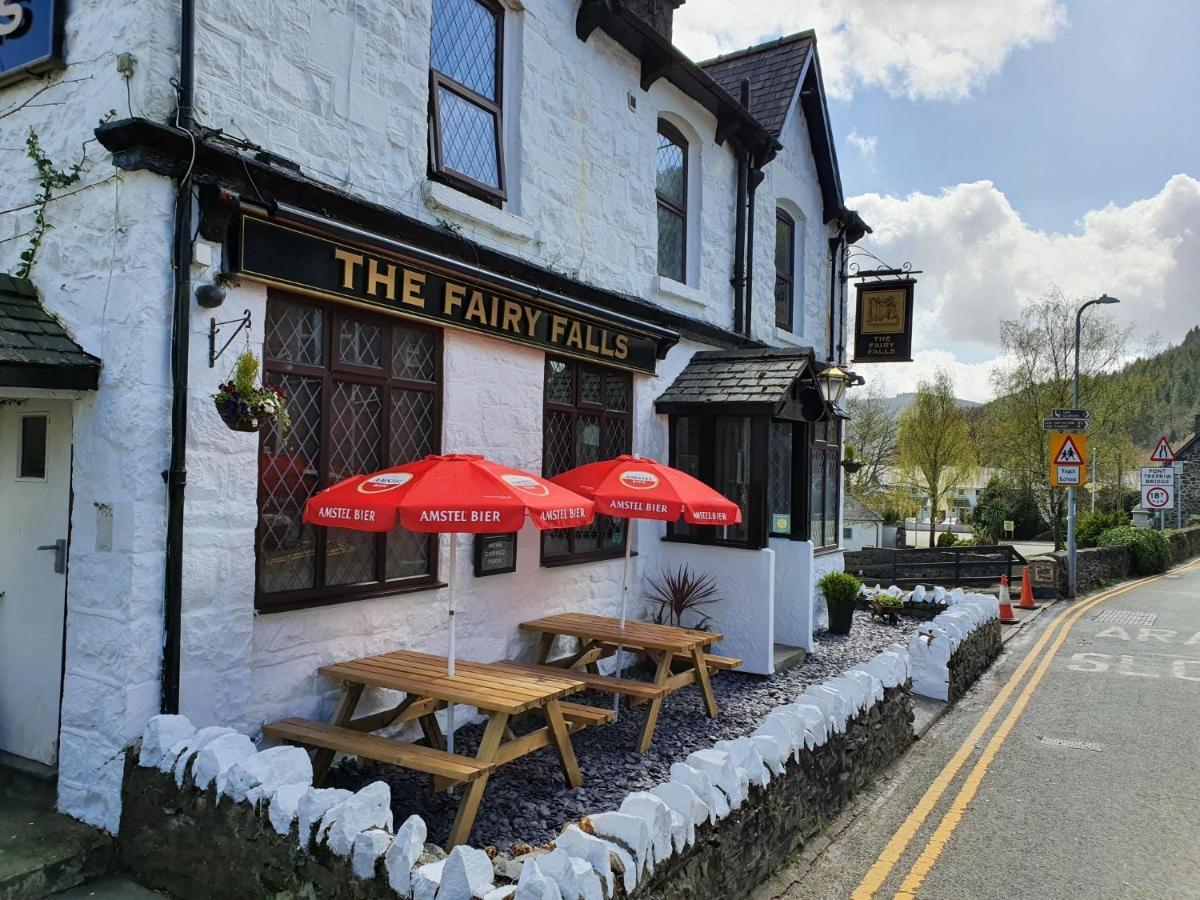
[0,0,184,830]
[174,259,706,733]
[190,0,743,331]
[0,0,850,831]
[771,538,815,654]
[749,105,838,355]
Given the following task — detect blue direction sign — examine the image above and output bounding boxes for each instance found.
[0,2,65,88]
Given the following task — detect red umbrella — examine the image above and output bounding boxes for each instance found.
[551,454,741,713]
[304,453,595,751]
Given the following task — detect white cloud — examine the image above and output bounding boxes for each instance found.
[847,175,1200,401]
[856,352,999,404]
[847,129,878,172]
[674,0,1068,101]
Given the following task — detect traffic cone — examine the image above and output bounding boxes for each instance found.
[998,575,1018,624]
[1017,566,1038,610]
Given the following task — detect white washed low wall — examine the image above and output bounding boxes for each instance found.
[907,591,1001,702]
[129,641,914,899]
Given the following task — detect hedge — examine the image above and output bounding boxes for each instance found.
[1097,526,1170,575]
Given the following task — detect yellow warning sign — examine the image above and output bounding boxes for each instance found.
[1049,432,1087,486]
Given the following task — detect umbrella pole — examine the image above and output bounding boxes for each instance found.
[612,522,633,718]
[447,532,457,757]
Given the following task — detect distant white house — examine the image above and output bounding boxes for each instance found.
[843,495,885,550]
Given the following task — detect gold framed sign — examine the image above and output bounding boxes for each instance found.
[853,279,915,363]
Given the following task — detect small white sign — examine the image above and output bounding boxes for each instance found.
[1056,465,1080,485]
[1141,467,1174,487]
[1142,484,1174,510]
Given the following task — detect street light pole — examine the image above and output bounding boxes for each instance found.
[1068,294,1120,598]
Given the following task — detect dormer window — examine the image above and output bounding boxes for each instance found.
[655,120,688,282]
[429,0,506,203]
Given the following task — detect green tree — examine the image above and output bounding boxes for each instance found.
[844,382,899,493]
[896,370,977,546]
[987,291,1153,549]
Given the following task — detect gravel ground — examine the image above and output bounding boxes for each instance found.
[327,611,918,849]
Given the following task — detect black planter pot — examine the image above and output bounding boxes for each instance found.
[826,599,855,635]
[214,397,272,433]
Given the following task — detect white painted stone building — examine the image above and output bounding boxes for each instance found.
[0,0,869,831]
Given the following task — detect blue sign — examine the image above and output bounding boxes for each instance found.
[0,1,64,87]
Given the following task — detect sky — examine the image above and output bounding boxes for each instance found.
[674,0,1200,401]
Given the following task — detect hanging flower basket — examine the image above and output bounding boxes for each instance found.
[212,349,290,436]
[841,459,865,474]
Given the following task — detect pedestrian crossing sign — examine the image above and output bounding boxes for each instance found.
[1049,432,1087,487]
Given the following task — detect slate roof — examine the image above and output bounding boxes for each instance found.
[655,347,814,410]
[700,32,814,137]
[844,494,883,523]
[0,273,100,390]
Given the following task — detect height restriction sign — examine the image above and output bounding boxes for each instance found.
[1049,432,1087,487]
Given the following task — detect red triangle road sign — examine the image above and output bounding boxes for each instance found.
[1054,436,1084,465]
[1150,436,1176,463]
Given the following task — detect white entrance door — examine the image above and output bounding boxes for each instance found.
[0,399,72,766]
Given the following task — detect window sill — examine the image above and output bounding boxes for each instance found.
[772,327,812,349]
[541,549,636,568]
[814,545,843,557]
[654,275,707,308]
[422,180,539,245]
[660,534,763,552]
[255,578,447,615]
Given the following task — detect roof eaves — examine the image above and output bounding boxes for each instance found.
[576,1,782,161]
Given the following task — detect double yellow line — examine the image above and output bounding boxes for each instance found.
[851,559,1200,899]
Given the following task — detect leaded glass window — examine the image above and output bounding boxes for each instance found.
[811,419,841,550]
[656,120,687,282]
[429,0,506,201]
[542,358,632,564]
[775,210,795,330]
[257,294,441,611]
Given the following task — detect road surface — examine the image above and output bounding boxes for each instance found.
[755,557,1200,899]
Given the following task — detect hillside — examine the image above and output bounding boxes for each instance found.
[884,392,981,416]
[974,325,1200,450]
[1120,325,1200,445]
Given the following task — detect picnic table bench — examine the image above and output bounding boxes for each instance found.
[264,649,607,848]
[518,612,741,752]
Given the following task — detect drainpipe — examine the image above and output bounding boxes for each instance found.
[730,79,751,335]
[162,0,195,715]
[745,163,760,339]
[826,227,845,362]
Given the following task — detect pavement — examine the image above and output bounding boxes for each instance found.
[0,762,114,898]
[753,558,1200,900]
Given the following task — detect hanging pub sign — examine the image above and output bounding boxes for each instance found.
[0,0,65,88]
[233,214,665,375]
[853,279,915,363]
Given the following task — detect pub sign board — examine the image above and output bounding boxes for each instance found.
[236,215,664,375]
[0,1,65,88]
[852,279,915,363]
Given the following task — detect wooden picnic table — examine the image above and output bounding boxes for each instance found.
[517,612,740,752]
[264,649,609,848]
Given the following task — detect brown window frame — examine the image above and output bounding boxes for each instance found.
[541,356,633,566]
[775,209,795,331]
[255,292,443,613]
[655,120,688,283]
[428,0,507,205]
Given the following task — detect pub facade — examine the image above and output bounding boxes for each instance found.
[0,0,869,830]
